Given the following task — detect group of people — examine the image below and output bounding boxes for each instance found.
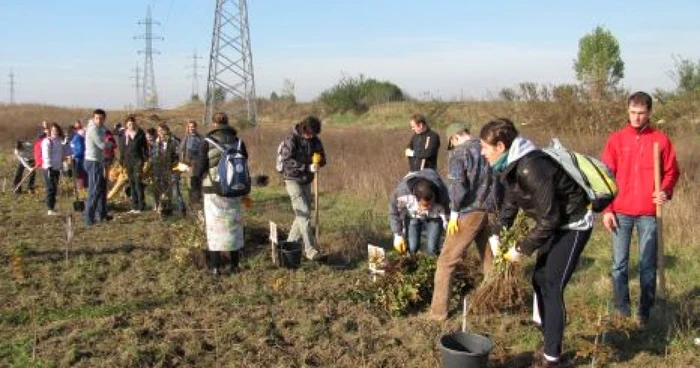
[12,109,328,277]
[11,91,680,367]
[389,92,679,367]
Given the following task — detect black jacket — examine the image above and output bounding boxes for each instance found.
[499,150,589,255]
[118,128,149,167]
[407,128,440,172]
[194,125,248,195]
[278,124,326,185]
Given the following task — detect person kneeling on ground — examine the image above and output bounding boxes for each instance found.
[480,118,593,368]
[194,112,251,276]
[389,169,448,256]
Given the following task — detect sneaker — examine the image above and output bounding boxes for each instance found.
[47,210,58,216]
[305,250,320,261]
[532,349,561,368]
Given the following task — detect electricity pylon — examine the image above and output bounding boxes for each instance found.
[132,62,141,109]
[204,0,257,125]
[8,69,15,104]
[135,5,163,109]
[188,51,204,101]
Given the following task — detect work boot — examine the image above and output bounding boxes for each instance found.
[228,251,240,275]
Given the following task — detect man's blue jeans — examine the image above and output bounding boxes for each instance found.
[406,217,442,256]
[84,160,107,224]
[611,214,658,318]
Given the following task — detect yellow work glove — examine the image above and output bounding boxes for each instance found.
[446,212,459,236]
[241,196,253,209]
[312,152,322,165]
[393,234,407,255]
[504,246,523,263]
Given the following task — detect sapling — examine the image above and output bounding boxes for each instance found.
[469,213,529,314]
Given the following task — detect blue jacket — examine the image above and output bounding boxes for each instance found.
[70,132,86,160]
[447,138,493,215]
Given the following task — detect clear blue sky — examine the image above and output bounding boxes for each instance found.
[1,0,699,109]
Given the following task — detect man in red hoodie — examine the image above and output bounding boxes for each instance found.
[601,91,680,328]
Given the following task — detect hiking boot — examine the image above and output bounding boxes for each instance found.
[636,315,649,329]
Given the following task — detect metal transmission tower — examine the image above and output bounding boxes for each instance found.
[132,62,141,109]
[204,0,257,125]
[189,51,204,101]
[135,6,163,109]
[8,69,15,104]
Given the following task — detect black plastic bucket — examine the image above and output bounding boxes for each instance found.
[278,241,302,269]
[438,331,493,368]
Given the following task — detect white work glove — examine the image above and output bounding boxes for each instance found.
[488,235,501,257]
[504,246,523,263]
[405,148,414,157]
[310,163,319,173]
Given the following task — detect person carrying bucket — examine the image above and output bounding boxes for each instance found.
[278,115,326,261]
[480,118,593,367]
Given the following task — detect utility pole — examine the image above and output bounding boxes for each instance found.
[134,5,163,110]
[204,0,257,125]
[188,51,204,101]
[8,69,15,104]
[132,62,141,109]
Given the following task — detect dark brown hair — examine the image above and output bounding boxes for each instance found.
[212,112,228,126]
[410,113,427,126]
[479,118,518,149]
[628,91,653,110]
[299,115,322,135]
[412,178,435,203]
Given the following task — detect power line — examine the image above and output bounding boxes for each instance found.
[204,0,257,125]
[134,5,163,110]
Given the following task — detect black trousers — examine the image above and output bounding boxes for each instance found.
[532,228,591,358]
[126,161,145,211]
[43,169,60,210]
[13,163,36,192]
[207,250,240,272]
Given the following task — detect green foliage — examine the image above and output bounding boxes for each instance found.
[349,254,436,316]
[671,56,700,93]
[574,26,625,97]
[653,56,700,128]
[318,75,405,114]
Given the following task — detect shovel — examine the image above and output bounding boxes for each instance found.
[13,168,35,193]
[71,160,85,212]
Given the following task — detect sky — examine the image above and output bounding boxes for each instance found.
[1,0,700,109]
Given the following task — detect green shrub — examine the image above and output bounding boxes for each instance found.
[318,75,405,114]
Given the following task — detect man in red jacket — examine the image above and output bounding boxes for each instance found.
[601,91,680,328]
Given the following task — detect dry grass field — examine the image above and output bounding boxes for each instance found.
[0,101,698,367]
